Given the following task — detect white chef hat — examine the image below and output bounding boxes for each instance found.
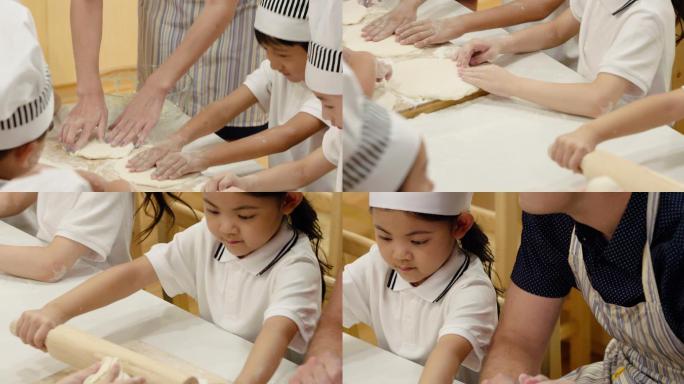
[0,1,54,151]
[255,0,310,42]
[369,192,473,215]
[305,0,342,95]
[343,63,421,191]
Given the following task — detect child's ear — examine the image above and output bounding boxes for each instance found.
[451,213,474,240]
[281,192,304,215]
[13,141,39,169]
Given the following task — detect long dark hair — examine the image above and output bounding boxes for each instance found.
[410,212,503,297]
[674,1,684,43]
[136,193,197,242]
[247,193,330,300]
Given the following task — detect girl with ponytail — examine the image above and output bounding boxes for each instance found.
[15,192,327,384]
[343,193,498,384]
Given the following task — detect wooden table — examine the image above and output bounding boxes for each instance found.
[0,221,298,383]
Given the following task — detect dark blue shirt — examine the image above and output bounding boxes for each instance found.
[512,193,684,342]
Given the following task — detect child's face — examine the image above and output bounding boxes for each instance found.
[203,192,301,257]
[371,208,458,285]
[399,142,433,192]
[315,93,342,128]
[264,43,308,83]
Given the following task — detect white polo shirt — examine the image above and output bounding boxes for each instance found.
[146,219,322,353]
[571,0,675,105]
[322,127,342,191]
[35,192,133,268]
[243,60,334,191]
[343,245,498,372]
[0,168,91,192]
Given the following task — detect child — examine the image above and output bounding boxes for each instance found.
[204,0,343,192]
[0,1,129,192]
[0,192,133,282]
[549,87,684,172]
[126,0,334,191]
[15,192,327,384]
[456,0,683,118]
[343,193,498,383]
[343,50,433,192]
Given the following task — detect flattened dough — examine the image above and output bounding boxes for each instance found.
[388,58,479,100]
[72,140,134,160]
[84,357,130,384]
[113,155,198,189]
[343,23,419,57]
[343,1,368,25]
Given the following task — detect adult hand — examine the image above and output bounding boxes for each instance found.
[56,362,145,384]
[361,0,421,42]
[518,373,575,384]
[396,17,464,48]
[481,373,517,384]
[60,92,108,152]
[106,81,167,148]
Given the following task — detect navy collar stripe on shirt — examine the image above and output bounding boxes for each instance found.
[257,230,299,276]
[213,243,225,261]
[434,254,470,303]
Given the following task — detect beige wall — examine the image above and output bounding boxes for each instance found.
[22,0,138,88]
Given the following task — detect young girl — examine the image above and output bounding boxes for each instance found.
[343,193,498,383]
[125,0,334,191]
[0,192,133,282]
[456,0,683,118]
[15,192,327,384]
[549,87,684,172]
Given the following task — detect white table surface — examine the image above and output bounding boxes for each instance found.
[362,0,684,191]
[343,334,464,384]
[0,221,297,384]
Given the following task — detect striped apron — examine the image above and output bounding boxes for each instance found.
[137,0,267,127]
[564,192,684,383]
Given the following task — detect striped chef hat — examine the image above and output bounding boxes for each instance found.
[343,63,421,191]
[306,0,342,95]
[369,192,473,215]
[255,0,310,42]
[0,1,54,151]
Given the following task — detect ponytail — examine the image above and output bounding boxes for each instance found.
[135,193,197,242]
[247,193,331,300]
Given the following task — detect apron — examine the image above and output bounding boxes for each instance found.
[138,0,267,127]
[564,192,684,383]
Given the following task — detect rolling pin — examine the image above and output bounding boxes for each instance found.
[582,150,684,192]
[10,322,199,384]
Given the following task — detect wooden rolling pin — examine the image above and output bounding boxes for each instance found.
[11,322,199,384]
[582,150,684,192]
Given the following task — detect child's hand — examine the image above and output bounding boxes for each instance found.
[396,17,463,48]
[289,353,342,384]
[126,136,185,172]
[151,152,208,181]
[15,305,68,351]
[548,126,600,173]
[375,59,393,82]
[454,38,504,67]
[361,0,421,42]
[203,173,251,192]
[458,64,517,97]
[60,92,108,152]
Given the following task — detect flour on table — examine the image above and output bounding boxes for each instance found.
[84,357,130,384]
[72,140,134,160]
[388,58,479,100]
[113,153,198,189]
[343,1,368,25]
[343,23,419,57]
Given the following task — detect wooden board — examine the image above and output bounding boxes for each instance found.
[398,89,489,119]
[34,340,231,384]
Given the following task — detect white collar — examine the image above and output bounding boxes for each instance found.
[211,221,299,276]
[386,246,470,303]
[600,0,639,15]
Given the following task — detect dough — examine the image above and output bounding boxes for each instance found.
[84,357,130,384]
[343,23,420,57]
[343,1,368,25]
[388,58,479,100]
[113,154,198,189]
[373,88,398,110]
[72,140,134,160]
[586,176,623,192]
